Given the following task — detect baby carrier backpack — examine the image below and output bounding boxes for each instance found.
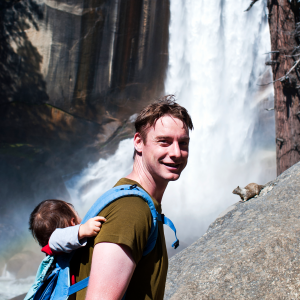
[24,184,179,300]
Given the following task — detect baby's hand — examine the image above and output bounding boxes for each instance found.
[78,216,106,240]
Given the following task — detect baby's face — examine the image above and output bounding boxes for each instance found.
[68,204,82,225]
[76,213,82,224]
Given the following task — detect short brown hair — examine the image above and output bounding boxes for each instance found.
[134,95,193,149]
[29,199,78,247]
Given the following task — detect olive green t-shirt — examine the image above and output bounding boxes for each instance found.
[70,178,168,300]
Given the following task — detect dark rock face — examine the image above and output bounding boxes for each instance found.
[1,0,169,159]
[165,161,300,299]
[1,0,169,112]
[0,0,169,266]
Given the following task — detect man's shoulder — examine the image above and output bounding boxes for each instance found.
[101,190,151,219]
[113,177,161,212]
[94,178,152,221]
[95,179,153,263]
[113,177,140,188]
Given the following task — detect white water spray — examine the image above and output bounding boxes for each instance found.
[2,1,276,299]
[163,0,275,251]
[66,0,275,253]
[0,266,35,300]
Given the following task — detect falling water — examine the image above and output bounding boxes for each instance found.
[1,0,275,298]
[66,0,275,253]
[163,0,276,249]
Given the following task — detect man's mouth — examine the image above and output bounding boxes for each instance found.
[161,162,181,169]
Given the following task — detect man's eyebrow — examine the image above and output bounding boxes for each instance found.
[179,136,190,141]
[155,135,190,140]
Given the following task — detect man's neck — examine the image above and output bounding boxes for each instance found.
[126,160,167,203]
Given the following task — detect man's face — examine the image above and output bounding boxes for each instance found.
[140,115,190,183]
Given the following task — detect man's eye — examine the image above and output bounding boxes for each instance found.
[180,141,189,146]
[159,140,169,145]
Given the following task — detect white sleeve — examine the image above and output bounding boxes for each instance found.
[49,224,87,253]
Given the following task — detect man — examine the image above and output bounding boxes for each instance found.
[70,95,193,300]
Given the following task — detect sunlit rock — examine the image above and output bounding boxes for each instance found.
[165,161,300,299]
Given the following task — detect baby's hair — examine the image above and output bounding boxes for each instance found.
[29,199,78,247]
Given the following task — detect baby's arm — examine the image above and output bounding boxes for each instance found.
[49,216,106,253]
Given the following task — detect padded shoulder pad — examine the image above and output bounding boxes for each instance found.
[81,184,159,256]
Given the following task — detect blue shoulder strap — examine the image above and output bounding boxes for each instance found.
[56,184,179,297]
[81,184,179,254]
[157,214,179,249]
[51,254,73,300]
[24,255,55,300]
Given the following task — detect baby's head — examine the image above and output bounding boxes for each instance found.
[29,199,81,247]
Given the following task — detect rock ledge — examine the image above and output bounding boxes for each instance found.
[165,162,300,299]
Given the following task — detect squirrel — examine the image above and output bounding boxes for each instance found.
[232,183,265,202]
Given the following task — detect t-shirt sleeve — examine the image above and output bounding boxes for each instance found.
[49,224,87,253]
[94,196,152,264]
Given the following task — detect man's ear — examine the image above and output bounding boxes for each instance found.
[133,132,144,154]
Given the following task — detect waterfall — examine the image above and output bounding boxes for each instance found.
[163,0,275,249]
[66,0,275,253]
[1,1,276,299]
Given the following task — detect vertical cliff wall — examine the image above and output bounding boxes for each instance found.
[267,0,300,175]
[1,0,169,146]
[0,0,169,274]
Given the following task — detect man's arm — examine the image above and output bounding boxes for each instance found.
[85,242,136,300]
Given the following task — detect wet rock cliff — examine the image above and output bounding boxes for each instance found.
[165,161,300,299]
[0,0,169,265]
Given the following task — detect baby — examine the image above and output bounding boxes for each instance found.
[29,199,106,254]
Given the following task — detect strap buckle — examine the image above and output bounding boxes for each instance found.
[172,240,180,249]
[121,184,138,191]
[129,184,138,190]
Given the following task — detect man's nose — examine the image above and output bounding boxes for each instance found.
[169,141,181,158]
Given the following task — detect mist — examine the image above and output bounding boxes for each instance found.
[0,0,276,298]
[66,0,275,256]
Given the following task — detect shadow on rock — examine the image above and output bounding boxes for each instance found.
[0,0,48,104]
